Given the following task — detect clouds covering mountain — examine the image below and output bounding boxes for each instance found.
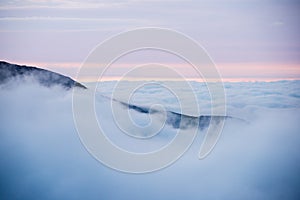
[0,62,300,199]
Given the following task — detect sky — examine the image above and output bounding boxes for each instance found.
[0,0,300,81]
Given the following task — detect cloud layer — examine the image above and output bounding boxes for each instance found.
[0,79,300,199]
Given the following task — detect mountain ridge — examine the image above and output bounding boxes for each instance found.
[0,61,86,89]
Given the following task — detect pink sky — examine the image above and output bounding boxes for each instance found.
[6,60,300,82]
[1,0,299,82]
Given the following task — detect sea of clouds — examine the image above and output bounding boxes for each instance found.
[0,79,300,199]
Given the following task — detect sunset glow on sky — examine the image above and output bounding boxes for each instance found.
[0,0,299,81]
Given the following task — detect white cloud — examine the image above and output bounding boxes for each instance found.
[271,21,284,27]
[0,79,300,199]
[0,0,127,9]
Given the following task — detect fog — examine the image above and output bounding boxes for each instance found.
[0,79,300,199]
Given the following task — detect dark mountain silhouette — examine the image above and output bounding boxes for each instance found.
[0,60,245,130]
[0,61,86,89]
[100,95,246,130]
